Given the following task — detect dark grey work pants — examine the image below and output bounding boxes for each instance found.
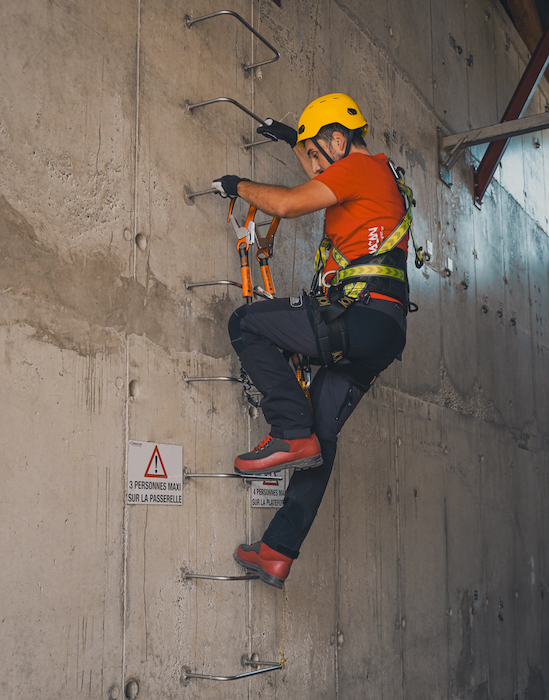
[228,295,406,559]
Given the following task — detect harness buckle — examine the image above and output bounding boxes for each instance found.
[321,270,335,287]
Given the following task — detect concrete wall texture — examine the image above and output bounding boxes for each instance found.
[1,0,548,698]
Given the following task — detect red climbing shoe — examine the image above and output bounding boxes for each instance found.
[235,542,293,589]
[234,434,323,476]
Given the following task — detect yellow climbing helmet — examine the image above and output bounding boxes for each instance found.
[296,93,369,144]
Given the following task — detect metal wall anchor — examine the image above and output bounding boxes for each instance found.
[185,10,280,71]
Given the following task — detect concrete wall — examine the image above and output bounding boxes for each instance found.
[1,1,547,698]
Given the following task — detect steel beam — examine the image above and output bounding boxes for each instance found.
[441,111,549,151]
[473,24,549,205]
[439,112,549,185]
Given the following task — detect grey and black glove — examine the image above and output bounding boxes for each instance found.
[212,175,250,199]
[257,118,298,147]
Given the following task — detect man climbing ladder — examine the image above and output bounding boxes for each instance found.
[212,93,420,589]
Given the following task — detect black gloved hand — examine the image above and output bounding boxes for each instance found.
[212,175,250,198]
[257,118,298,147]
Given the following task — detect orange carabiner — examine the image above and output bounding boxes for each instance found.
[255,216,280,297]
[227,198,236,222]
[236,205,256,303]
[257,254,275,296]
[244,205,257,232]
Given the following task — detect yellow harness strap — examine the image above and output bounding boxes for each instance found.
[313,168,422,299]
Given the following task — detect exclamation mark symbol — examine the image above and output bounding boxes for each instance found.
[154,455,159,474]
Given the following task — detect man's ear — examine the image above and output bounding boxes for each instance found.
[331,131,347,154]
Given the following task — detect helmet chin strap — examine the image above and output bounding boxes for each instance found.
[343,129,357,157]
[312,129,358,165]
[312,137,334,165]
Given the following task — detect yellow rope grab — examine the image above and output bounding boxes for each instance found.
[279,582,286,669]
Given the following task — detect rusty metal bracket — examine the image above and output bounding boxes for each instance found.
[473,24,549,205]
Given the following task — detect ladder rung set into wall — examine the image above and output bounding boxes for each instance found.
[181,9,285,683]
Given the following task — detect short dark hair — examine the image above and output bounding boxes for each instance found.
[317,122,366,148]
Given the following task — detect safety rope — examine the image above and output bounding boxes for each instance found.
[279,581,286,669]
[290,0,321,294]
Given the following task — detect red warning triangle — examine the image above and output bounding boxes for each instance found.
[144,445,168,479]
[263,473,281,487]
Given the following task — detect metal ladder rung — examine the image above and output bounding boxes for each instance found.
[185,10,280,71]
[184,572,259,580]
[184,470,282,482]
[243,138,273,149]
[183,371,263,412]
[186,280,272,299]
[182,661,282,683]
[184,186,217,200]
[184,375,242,383]
[187,96,265,125]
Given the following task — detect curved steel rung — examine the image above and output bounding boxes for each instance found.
[185,10,280,71]
[244,138,273,149]
[187,97,265,125]
[186,280,272,299]
[184,375,242,383]
[244,659,281,667]
[183,572,259,581]
[184,187,217,199]
[185,472,241,478]
[183,469,282,482]
[182,663,282,683]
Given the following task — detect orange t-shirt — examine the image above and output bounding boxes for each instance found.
[314,152,408,281]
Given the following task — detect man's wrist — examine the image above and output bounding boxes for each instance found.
[237,179,250,196]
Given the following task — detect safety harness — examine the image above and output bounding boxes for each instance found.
[311,161,423,371]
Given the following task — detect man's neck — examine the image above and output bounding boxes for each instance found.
[348,143,372,157]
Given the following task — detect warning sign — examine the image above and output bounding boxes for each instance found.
[145,445,168,478]
[127,441,183,506]
[251,471,288,508]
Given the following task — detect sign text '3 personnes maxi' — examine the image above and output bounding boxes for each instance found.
[127,441,183,505]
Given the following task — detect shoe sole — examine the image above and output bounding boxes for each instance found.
[234,453,323,477]
[234,553,285,589]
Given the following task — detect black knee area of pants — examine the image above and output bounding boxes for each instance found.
[262,438,338,558]
[228,306,247,354]
[263,497,306,559]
